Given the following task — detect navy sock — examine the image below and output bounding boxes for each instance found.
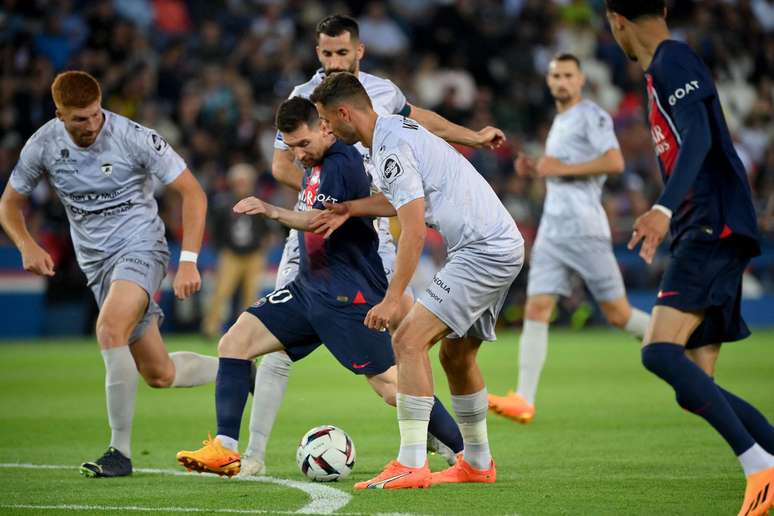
[215,357,253,441]
[641,343,754,455]
[718,385,774,455]
[428,396,464,453]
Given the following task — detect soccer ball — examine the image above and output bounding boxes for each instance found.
[296,425,356,482]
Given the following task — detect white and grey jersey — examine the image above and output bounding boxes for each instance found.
[371,115,523,254]
[9,110,186,274]
[540,99,619,240]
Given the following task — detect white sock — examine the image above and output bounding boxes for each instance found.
[451,389,491,470]
[516,320,548,405]
[245,352,292,460]
[216,434,239,451]
[397,394,433,468]
[101,346,138,458]
[624,308,650,340]
[739,443,774,476]
[170,352,219,387]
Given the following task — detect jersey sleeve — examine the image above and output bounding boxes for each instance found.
[376,142,424,210]
[387,80,411,116]
[655,46,715,116]
[126,123,187,185]
[9,137,46,195]
[585,107,619,156]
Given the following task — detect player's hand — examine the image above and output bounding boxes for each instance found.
[628,208,670,265]
[173,261,201,299]
[310,202,350,239]
[536,156,566,177]
[514,153,537,177]
[473,126,506,149]
[233,196,277,219]
[364,294,401,332]
[21,240,55,277]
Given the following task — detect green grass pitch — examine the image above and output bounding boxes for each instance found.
[0,329,772,515]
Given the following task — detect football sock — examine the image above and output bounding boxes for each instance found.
[397,393,433,468]
[641,343,755,456]
[245,352,292,460]
[170,352,218,387]
[516,319,548,405]
[428,396,464,453]
[738,443,774,476]
[216,434,239,452]
[215,357,253,442]
[718,385,774,455]
[101,346,138,458]
[624,307,650,340]
[451,389,491,470]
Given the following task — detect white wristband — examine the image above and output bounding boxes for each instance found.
[652,204,673,219]
[179,250,198,264]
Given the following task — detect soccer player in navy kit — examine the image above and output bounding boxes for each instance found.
[176,97,461,476]
[606,2,774,514]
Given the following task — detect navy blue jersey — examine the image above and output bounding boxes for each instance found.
[645,40,760,255]
[296,141,388,305]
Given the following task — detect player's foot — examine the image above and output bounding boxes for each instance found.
[354,460,431,490]
[427,434,457,466]
[488,390,535,424]
[79,447,132,478]
[236,452,266,478]
[176,434,241,477]
[739,466,774,516]
[430,454,496,485]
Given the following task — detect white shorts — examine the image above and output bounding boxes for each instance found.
[527,236,626,302]
[417,243,524,342]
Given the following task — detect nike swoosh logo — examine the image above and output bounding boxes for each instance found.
[352,361,371,369]
[657,290,680,299]
[368,471,411,489]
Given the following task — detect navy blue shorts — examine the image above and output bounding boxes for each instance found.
[245,282,394,375]
[656,238,751,349]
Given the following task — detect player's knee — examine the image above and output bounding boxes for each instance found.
[259,352,292,378]
[217,330,247,358]
[95,318,130,348]
[525,299,553,323]
[641,343,682,379]
[391,327,422,361]
[142,368,174,388]
[603,307,629,329]
[380,387,397,407]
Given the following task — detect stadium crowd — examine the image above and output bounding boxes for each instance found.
[1,0,773,319]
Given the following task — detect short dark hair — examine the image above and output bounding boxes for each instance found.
[552,53,581,69]
[605,0,666,21]
[309,72,372,109]
[316,14,359,41]
[275,96,319,134]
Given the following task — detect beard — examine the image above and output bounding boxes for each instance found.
[324,62,357,75]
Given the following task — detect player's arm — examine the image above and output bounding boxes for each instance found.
[537,149,625,178]
[166,169,206,299]
[233,196,320,231]
[0,184,54,276]
[629,104,712,263]
[309,193,396,239]
[407,104,505,149]
[271,148,304,191]
[364,198,426,332]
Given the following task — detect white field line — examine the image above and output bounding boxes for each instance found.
[0,463,351,515]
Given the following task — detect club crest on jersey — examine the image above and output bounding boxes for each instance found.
[100,163,113,176]
[382,155,402,183]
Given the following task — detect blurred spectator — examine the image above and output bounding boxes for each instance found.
[202,164,270,339]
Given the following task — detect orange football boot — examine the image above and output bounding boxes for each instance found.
[488,390,535,424]
[176,434,241,477]
[739,466,774,516]
[354,459,431,490]
[430,454,496,485]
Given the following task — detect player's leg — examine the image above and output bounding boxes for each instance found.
[243,240,298,472]
[598,296,649,339]
[81,279,148,478]
[642,306,774,514]
[202,250,242,338]
[686,345,774,455]
[365,366,463,465]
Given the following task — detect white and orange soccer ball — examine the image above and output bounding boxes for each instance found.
[296,425,355,482]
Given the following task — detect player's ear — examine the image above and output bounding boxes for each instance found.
[337,105,350,122]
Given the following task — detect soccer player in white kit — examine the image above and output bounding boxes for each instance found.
[310,72,524,489]
[242,14,506,476]
[0,71,219,477]
[488,54,650,424]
